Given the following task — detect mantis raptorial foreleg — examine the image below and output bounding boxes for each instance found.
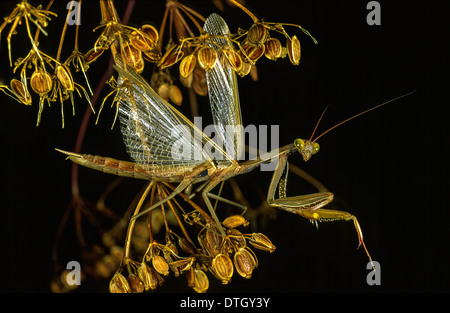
[267,152,374,267]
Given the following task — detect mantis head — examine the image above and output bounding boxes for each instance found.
[294,138,320,162]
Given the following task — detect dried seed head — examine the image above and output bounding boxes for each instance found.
[138,262,164,290]
[127,273,144,293]
[109,271,130,293]
[84,47,105,64]
[264,37,283,61]
[222,215,249,229]
[56,64,74,92]
[193,269,209,293]
[234,247,258,279]
[212,253,234,284]
[247,23,268,46]
[179,54,197,78]
[30,69,53,95]
[152,255,170,276]
[10,79,31,105]
[287,35,301,65]
[222,49,243,72]
[197,46,218,71]
[249,233,276,252]
[158,45,184,69]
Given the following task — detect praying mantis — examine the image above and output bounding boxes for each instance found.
[57,13,412,267]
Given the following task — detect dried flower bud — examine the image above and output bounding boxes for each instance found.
[30,69,52,95]
[56,64,74,92]
[109,271,130,293]
[287,35,301,65]
[264,37,283,61]
[212,253,234,284]
[152,255,170,276]
[247,23,268,46]
[222,215,249,229]
[234,247,258,279]
[197,46,218,71]
[193,269,209,293]
[249,233,276,252]
[10,79,31,105]
[168,84,183,106]
[179,54,197,78]
[127,273,144,293]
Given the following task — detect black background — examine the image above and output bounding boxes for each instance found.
[1,0,449,298]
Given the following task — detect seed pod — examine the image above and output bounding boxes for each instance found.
[10,79,31,105]
[152,255,170,276]
[137,262,152,291]
[247,23,268,46]
[227,229,246,250]
[127,273,144,293]
[179,237,197,255]
[121,43,144,72]
[241,42,265,62]
[130,29,155,52]
[193,269,209,293]
[222,215,249,229]
[287,35,301,65]
[143,49,161,63]
[84,47,105,64]
[264,37,283,61]
[168,84,183,106]
[30,69,52,95]
[211,253,234,284]
[56,64,74,92]
[222,49,242,72]
[158,45,184,69]
[109,271,130,293]
[197,46,218,71]
[249,233,276,252]
[237,60,252,77]
[157,83,170,101]
[192,67,208,96]
[141,24,159,46]
[234,247,258,279]
[179,54,197,78]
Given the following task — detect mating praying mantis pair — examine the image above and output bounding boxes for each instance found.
[57,14,412,268]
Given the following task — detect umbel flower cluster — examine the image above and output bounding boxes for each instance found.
[0,0,329,293]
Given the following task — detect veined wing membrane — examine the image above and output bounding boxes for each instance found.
[115,60,212,168]
[204,14,244,162]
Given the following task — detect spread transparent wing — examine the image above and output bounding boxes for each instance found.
[115,60,211,167]
[204,13,244,161]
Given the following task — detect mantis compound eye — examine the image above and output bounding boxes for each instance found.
[294,138,305,152]
[312,142,320,154]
